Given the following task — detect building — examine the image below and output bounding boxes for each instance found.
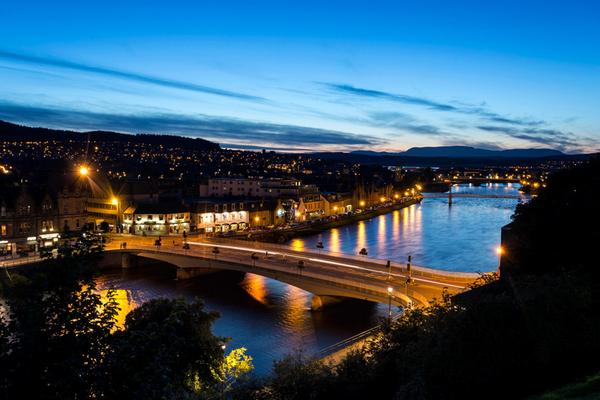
[296,194,326,221]
[86,197,120,230]
[0,184,86,257]
[192,198,286,232]
[199,177,307,198]
[193,199,250,234]
[122,203,191,235]
[323,193,354,215]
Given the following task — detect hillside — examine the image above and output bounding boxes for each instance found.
[0,120,220,151]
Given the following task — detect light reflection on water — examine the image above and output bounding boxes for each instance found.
[95,183,521,374]
[96,268,388,376]
[291,183,523,272]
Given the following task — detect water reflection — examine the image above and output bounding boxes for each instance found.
[96,266,388,375]
[291,184,521,272]
[94,183,520,375]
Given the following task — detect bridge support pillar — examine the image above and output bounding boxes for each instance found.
[311,295,345,311]
[121,252,138,269]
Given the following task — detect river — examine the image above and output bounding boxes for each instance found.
[96,183,523,375]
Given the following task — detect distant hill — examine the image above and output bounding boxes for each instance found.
[0,120,220,151]
[353,146,564,158]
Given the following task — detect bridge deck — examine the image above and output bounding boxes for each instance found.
[107,236,482,308]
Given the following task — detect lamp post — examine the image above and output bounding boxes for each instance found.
[496,246,503,272]
[111,197,120,233]
[387,286,393,325]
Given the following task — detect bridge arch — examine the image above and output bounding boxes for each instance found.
[108,250,422,309]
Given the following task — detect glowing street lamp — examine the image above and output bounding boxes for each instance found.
[496,246,504,270]
[380,196,386,203]
[79,166,89,176]
[387,286,394,325]
[111,197,121,233]
[359,200,366,208]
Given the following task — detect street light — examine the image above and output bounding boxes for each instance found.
[496,246,503,270]
[359,200,366,208]
[387,286,393,325]
[79,166,89,176]
[111,197,120,233]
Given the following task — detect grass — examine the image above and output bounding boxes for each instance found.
[528,372,600,400]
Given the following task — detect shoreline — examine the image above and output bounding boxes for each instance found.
[243,197,423,244]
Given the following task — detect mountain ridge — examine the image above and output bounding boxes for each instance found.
[0,120,221,151]
[352,145,564,158]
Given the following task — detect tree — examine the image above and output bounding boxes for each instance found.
[104,298,225,399]
[99,221,110,233]
[210,347,254,398]
[0,254,119,399]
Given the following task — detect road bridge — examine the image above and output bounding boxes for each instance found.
[105,236,480,310]
[422,193,523,199]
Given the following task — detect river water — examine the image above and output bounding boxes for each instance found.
[96,183,523,375]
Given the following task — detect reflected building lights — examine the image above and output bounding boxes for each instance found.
[244,273,269,305]
[377,215,386,253]
[356,221,366,254]
[329,228,341,254]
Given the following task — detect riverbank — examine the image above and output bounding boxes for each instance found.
[244,197,422,244]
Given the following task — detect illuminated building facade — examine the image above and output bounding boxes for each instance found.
[122,203,191,235]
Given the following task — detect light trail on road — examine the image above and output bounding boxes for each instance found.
[186,241,466,289]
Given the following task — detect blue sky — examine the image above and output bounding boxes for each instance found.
[1,1,598,153]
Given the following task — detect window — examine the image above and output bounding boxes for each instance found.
[147,215,153,220]
[18,222,31,234]
[1,224,6,236]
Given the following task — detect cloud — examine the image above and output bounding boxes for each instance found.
[366,112,446,136]
[0,101,384,148]
[324,83,544,127]
[476,125,578,150]
[0,50,264,102]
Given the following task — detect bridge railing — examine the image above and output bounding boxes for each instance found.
[200,236,481,283]
[316,313,403,359]
[107,244,431,307]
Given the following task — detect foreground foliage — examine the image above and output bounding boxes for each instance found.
[235,158,600,400]
[0,238,252,399]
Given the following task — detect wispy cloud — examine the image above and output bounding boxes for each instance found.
[366,112,447,136]
[0,101,384,149]
[0,50,265,102]
[324,83,544,127]
[476,125,578,150]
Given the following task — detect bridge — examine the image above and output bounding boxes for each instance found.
[422,193,523,200]
[105,235,480,310]
[449,177,520,184]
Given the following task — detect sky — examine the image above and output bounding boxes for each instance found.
[0,1,599,153]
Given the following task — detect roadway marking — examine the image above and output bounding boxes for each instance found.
[186,241,466,290]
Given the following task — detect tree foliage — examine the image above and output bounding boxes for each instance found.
[237,158,600,400]
[0,233,249,399]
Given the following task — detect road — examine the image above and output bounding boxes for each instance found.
[106,235,480,308]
